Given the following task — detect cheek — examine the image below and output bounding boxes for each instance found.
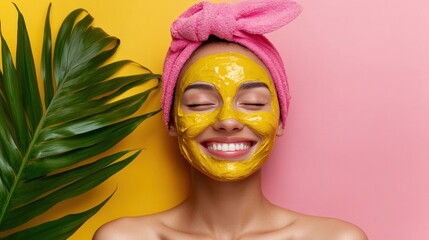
[175,111,218,139]
[238,98,280,138]
[241,112,279,138]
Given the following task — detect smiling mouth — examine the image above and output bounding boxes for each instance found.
[201,141,256,160]
[206,142,251,151]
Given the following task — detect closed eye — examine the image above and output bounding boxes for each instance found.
[187,103,215,107]
[186,103,216,111]
[240,102,268,110]
[241,103,266,106]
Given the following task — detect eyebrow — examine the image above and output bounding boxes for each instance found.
[239,82,269,90]
[184,81,268,92]
[184,83,215,92]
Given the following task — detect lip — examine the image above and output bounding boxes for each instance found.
[199,137,257,161]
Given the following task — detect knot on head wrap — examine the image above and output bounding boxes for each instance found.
[171,2,237,43]
[163,0,302,128]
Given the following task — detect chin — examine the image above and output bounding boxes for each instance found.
[191,154,267,182]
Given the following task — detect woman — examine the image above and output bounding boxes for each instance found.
[94,1,367,239]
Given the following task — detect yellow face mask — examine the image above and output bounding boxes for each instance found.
[173,53,280,181]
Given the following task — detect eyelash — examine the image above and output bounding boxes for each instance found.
[186,103,214,107]
[242,103,266,106]
[188,103,265,107]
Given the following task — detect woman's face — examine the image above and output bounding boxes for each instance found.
[170,44,283,181]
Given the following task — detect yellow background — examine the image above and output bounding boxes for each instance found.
[0,0,218,238]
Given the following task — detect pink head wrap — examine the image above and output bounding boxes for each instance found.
[162,0,302,128]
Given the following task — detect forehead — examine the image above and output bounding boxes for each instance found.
[179,42,269,79]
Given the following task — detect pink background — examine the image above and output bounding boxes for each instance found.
[262,0,429,239]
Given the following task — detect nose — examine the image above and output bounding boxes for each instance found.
[213,118,244,132]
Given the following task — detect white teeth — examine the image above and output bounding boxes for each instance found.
[222,144,228,151]
[207,142,251,152]
[229,143,235,151]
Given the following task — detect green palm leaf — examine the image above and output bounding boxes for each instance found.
[0,4,160,239]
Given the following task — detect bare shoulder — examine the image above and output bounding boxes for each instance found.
[93,215,161,240]
[311,217,367,240]
[291,212,368,240]
[92,204,196,240]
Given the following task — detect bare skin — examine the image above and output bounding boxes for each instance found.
[93,43,367,240]
[94,170,367,240]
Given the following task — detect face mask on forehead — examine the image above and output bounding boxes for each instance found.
[173,53,280,181]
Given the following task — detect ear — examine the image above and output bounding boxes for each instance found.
[276,122,284,137]
[169,124,178,136]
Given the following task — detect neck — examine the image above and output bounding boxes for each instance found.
[182,169,271,238]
